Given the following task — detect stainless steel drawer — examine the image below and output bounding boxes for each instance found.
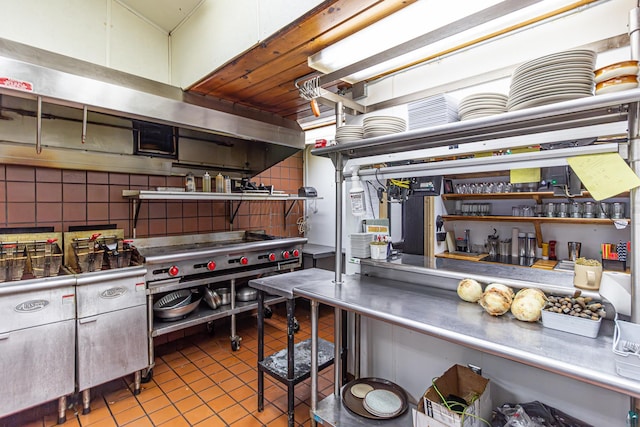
[76,304,148,390]
[0,319,75,417]
[76,267,146,318]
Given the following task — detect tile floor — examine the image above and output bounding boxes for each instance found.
[2,302,336,427]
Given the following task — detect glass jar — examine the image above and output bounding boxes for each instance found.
[569,202,582,218]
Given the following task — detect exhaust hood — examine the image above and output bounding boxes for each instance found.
[0,38,304,177]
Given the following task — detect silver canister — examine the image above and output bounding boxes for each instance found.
[567,241,581,261]
[612,202,625,219]
[569,202,582,218]
[597,202,610,218]
[526,233,536,258]
[583,201,595,218]
[518,232,527,258]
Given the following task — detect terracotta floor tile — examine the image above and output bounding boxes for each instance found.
[148,405,180,425]
[173,394,203,413]
[82,417,117,427]
[208,394,235,412]
[108,395,139,415]
[190,376,215,393]
[165,385,194,403]
[228,384,255,402]
[180,369,205,384]
[210,369,234,384]
[230,414,265,426]
[135,385,164,403]
[78,405,111,425]
[197,384,225,403]
[140,395,171,414]
[122,417,153,426]
[183,404,215,425]
[157,415,191,427]
[253,404,283,425]
[173,362,198,377]
[219,376,243,392]
[265,413,292,427]
[192,414,228,427]
[218,403,250,425]
[112,405,145,425]
[239,395,259,413]
[158,378,186,394]
[153,370,179,385]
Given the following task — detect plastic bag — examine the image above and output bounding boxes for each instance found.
[491,401,593,427]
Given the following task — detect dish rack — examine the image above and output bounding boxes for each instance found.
[613,318,640,380]
[0,242,28,281]
[25,239,63,278]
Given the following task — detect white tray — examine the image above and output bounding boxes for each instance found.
[541,310,602,338]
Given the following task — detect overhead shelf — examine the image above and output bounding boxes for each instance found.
[311,88,638,162]
[122,190,322,236]
[441,191,629,202]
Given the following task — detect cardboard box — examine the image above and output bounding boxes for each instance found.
[418,365,491,427]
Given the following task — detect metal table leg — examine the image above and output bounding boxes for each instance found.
[257,290,265,411]
[286,298,296,427]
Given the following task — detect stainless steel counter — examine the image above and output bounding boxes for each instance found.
[290,269,637,397]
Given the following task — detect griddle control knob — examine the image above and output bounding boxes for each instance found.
[168,266,179,277]
[207,261,216,271]
[282,251,290,259]
[292,249,300,257]
[240,256,249,265]
[268,253,276,262]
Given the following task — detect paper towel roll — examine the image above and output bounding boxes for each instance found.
[511,227,520,258]
[599,271,631,316]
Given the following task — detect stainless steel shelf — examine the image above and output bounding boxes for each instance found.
[122,190,320,202]
[313,393,416,427]
[311,88,639,160]
[151,294,285,337]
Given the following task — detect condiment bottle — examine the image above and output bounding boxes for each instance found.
[518,232,526,258]
[224,176,231,193]
[185,172,195,192]
[202,172,211,192]
[215,173,225,193]
[526,233,536,258]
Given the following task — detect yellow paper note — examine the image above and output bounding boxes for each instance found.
[567,153,640,200]
[510,168,540,184]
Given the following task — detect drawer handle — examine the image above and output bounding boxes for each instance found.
[79,318,98,325]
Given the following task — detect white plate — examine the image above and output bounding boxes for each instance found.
[508,93,591,111]
[362,389,403,417]
[512,50,595,77]
[350,383,374,398]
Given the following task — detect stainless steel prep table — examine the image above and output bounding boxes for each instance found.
[249,269,335,427]
[261,268,640,427]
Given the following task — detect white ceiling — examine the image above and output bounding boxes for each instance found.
[117,0,203,33]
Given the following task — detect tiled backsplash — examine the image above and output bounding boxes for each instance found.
[0,152,304,238]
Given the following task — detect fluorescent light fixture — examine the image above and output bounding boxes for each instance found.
[309,0,592,84]
[351,142,620,181]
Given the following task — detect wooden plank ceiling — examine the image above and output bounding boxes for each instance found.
[188,0,416,125]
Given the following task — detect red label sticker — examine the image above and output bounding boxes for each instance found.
[0,77,34,92]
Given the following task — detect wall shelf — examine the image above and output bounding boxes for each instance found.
[122,190,322,236]
[442,214,630,247]
[441,191,629,202]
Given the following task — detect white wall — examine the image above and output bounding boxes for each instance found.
[0,0,170,83]
[170,0,324,88]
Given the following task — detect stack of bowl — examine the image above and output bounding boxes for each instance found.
[594,60,639,95]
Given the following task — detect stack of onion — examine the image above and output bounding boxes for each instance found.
[478,283,514,316]
[510,288,547,322]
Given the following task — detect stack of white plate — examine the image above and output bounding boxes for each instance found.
[458,92,508,120]
[363,116,407,139]
[362,389,403,418]
[351,233,374,258]
[408,94,458,130]
[507,49,596,112]
[336,125,364,143]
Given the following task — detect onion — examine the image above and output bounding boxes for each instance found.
[485,283,514,299]
[457,278,484,302]
[478,287,512,316]
[511,288,547,322]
